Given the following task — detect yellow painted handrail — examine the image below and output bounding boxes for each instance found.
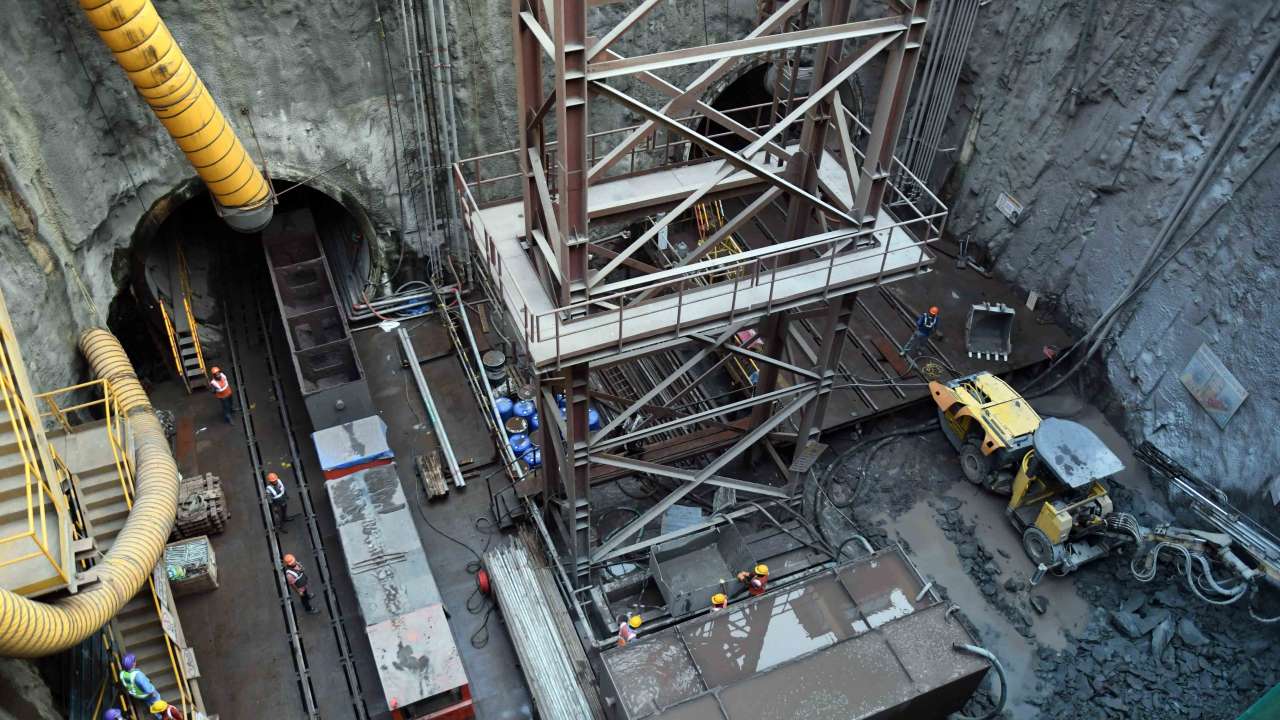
[158,301,186,389]
[40,378,191,717]
[0,320,70,589]
[176,243,207,380]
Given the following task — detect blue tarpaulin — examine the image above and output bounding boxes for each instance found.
[311,415,394,473]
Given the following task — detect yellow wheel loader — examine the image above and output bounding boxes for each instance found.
[930,373,1280,616]
[930,372,1132,576]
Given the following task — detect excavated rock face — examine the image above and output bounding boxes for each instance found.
[1,0,1275,509]
[940,0,1280,500]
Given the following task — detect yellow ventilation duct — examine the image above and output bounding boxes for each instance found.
[80,0,273,232]
[0,329,178,657]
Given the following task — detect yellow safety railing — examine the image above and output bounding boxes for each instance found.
[0,323,71,590]
[176,243,207,381]
[690,201,755,385]
[157,301,186,390]
[37,378,192,718]
[37,380,135,505]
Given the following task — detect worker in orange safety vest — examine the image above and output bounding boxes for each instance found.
[283,554,320,614]
[208,367,234,424]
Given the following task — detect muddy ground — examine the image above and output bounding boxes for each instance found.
[815,390,1280,719]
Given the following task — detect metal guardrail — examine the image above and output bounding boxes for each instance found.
[36,380,194,719]
[157,301,186,388]
[176,243,208,382]
[0,319,71,591]
[452,101,948,366]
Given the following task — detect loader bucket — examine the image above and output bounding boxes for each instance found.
[966,303,1016,361]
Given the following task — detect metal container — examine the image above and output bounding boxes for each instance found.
[482,350,507,382]
[505,416,528,436]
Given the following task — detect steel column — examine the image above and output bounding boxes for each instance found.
[854,0,931,223]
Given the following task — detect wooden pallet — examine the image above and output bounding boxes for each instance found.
[172,473,229,539]
[415,452,449,499]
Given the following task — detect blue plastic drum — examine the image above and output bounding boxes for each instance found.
[522,446,542,468]
[513,400,536,419]
[510,433,533,455]
[528,412,540,431]
[588,407,601,431]
[496,396,514,419]
[555,393,567,409]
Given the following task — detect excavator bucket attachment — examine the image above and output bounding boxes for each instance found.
[966,303,1016,361]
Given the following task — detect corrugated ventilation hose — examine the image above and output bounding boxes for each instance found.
[79,0,274,232]
[0,329,179,657]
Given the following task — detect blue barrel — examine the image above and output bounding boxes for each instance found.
[528,412,540,431]
[588,407,601,430]
[522,446,542,468]
[496,396,514,419]
[513,400,536,419]
[555,393,566,409]
[510,433,533,456]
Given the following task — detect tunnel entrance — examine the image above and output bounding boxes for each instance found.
[108,182,373,390]
[694,63,865,156]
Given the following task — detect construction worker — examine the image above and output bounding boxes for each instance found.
[283,554,319,614]
[208,367,234,423]
[119,652,161,708]
[710,592,728,611]
[737,564,769,596]
[616,614,641,647]
[900,306,940,357]
[149,700,185,720]
[265,472,290,530]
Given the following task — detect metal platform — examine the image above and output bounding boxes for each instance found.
[597,546,988,719]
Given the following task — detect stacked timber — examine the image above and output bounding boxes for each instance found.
[172,472,229,539]
[415,452,449,498]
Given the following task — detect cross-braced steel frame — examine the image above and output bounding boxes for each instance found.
[496,0,935,582]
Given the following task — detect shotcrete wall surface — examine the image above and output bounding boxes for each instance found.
[939,0,1280,501]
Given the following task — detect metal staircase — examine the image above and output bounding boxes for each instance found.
[0,290,74,598]
[40,383,205,719]
[161,241,208,394]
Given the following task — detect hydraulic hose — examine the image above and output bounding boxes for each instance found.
[949,643,1008,720]
[0,328,179,657]
[79,0,273,232]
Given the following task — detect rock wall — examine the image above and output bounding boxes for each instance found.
[0,0,405,393]
[939,0,1280,501]
[3,0,1276,501]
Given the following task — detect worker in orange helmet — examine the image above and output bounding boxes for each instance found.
[900,306,940,358]
[737,564,769,596]
[282,554,320,614]
[710,592,729,611]
[264,472,291,531]
[208,366,234,424]
[148,700,185,720]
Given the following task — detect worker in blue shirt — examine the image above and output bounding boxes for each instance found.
[900,306,939,357]
[119,652,162,708]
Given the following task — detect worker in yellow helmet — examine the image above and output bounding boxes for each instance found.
[149,699,185,720]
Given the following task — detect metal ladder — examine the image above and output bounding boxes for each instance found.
[161,242,208,394]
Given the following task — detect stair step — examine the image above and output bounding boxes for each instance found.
[177,336,196,347]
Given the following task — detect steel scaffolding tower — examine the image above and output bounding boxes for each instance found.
[455,0,944,583]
